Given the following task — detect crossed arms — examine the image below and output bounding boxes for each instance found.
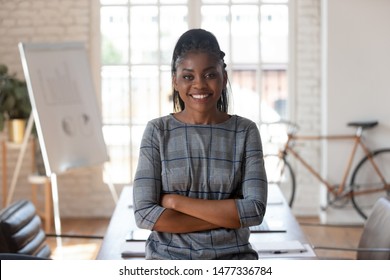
[153,194,241,233]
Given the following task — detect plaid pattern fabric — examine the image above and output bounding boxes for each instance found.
[133,114,267,259]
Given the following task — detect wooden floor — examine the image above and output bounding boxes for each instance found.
[46,216,364,260]
[297,216,364,259]
[46,218,110,260]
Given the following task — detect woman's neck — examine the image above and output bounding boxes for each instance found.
[174,110,229,125]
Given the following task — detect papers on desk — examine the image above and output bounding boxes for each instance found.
[121,242,146,258]
[252,240,316,258]
[126,229,151,241]
[122,240,316,259]
[267,184,285,205]
[250,219,286,232]
[267,196,284,205]
[255,240,306,253]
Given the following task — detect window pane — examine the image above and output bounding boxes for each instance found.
[231,68,287,123]
[160,67,174,115]
[231,5,259,63]
[160,6,188,64]
[202,0,228,3]
[230,69,260,122]
[101,7,129,64]
[160,0,187,3]
[130,0,156,4]
[101,0,128,5]
[232,0,257,3]
[262,68,287,120]
[130,125,146,180]
[263,0,288,3]
[130,6,158,64]
[130,66,160,124]
[101,66,129,124]
[261,5,288,63]
[103,125,131,183]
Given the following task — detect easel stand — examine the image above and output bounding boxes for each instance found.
[5,114,62,243]
[50,172,63,251]
[6,113,35,207]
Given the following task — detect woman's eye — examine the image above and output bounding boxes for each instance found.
[183,75,193,80]
[205,73,216,79]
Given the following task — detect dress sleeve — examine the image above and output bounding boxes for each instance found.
[235,121,268,228]
[133,121,165,230]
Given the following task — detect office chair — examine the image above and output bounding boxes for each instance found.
[0,199,105,260]
[313,197,390,260]
[0,199,51,259]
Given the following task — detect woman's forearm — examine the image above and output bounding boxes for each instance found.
[161,194,241,229]
[153,208,220,233]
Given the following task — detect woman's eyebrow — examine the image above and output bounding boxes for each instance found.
[182,66,216,72]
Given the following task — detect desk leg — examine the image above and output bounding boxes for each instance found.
[44,179,52,233]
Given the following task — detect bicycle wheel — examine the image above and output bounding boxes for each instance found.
[350,149,390,219]
[263,154,296,207]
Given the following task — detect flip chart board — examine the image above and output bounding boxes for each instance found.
[19,42,109,175]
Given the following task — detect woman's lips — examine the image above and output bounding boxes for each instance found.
[191,94,211,100]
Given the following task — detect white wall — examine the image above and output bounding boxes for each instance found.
[290,0,322,217]
[322,0,390,223]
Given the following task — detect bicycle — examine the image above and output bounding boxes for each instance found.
[261,120,390,219]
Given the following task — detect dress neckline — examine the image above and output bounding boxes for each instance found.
[169,113,235,126]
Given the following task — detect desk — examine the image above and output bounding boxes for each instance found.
[96,184,315,260]
[96,185,137,260]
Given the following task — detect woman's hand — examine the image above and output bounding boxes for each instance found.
[160,193,178,209]
[155,193,220,233]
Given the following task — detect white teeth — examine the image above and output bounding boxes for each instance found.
[192,94,208,99]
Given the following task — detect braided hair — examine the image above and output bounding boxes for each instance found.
[171,29,229,113]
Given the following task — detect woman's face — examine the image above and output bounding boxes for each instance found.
[173,51,227,115]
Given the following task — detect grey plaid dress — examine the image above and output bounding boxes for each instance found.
[133,114,267,259]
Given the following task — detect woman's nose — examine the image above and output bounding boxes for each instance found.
[192,76,206,88]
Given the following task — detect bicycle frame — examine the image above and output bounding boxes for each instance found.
[281,131,387,198]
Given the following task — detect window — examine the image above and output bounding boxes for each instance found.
[100,0,290,184]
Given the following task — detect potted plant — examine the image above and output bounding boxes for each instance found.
[0,64,31,143]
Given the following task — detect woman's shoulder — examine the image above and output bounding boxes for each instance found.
[230,115,258,130]
[147,114,179,130]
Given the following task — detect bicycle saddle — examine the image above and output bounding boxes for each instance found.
[347,121,378,129]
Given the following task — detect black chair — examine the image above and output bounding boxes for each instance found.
[0,200,51,259]
[313,197,390,260]
[0,253,49,260]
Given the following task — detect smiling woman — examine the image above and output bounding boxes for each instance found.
[171,29,229,120]
[172,52,228,124]
[132,29,268,260]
